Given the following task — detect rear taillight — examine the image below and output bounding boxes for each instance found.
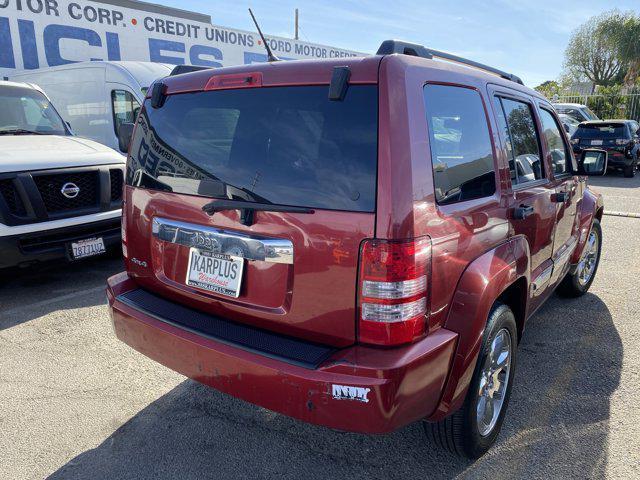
[121,200,128,259]
[570,138,580,145]
[358,238,431,346]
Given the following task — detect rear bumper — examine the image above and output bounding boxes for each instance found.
[107,272,458,434]
[0,217,121,269]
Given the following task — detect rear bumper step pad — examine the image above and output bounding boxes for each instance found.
[118,288,336,369]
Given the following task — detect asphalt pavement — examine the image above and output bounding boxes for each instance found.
[0,175,639,480]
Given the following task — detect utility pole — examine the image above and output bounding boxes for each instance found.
[294,8,299,40]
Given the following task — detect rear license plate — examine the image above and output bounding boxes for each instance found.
[186,248,244,298]
[591,140,603,146]
[71,237,106,259]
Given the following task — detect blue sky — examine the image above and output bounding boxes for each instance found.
[158,0,638,87]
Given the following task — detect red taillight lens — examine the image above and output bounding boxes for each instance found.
[121,199,128,259]
[358,238,431,346]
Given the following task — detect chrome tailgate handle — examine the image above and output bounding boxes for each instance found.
[151,217,293,264]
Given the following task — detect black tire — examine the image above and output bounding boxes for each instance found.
[624,163,636,177]
[424,302,517,459]
[557,219,602,298]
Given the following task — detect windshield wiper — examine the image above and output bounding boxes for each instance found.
[202,199,314,226]
[0,128,46,135]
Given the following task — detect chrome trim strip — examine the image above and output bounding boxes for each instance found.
[555,236,577,270]
[151,217,293,264]
[533,236,578,292]
[532,265,553,291]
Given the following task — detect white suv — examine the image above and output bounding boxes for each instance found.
[0,81,124,270]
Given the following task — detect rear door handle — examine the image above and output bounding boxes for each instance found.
[514,204,534,220]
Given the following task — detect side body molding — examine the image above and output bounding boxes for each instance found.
[428,236,530,421]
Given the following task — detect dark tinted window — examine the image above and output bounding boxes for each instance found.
[127,86,378,211]
[574,123,628,140]
[496,97,544,186]
[539,108,569,175]
[423,85,496,205]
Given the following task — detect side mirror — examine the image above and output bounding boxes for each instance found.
[578,149,607,176]
[117,122,135,154]
[563,123,570,133]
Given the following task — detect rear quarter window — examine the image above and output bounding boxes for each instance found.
[423,84,496,205]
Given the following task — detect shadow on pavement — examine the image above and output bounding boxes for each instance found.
[47,293,621,480]
[588,172,640,190]
[0,253,123,330]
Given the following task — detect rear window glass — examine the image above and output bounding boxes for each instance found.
[575,124,627,139]
[126,85,378,212]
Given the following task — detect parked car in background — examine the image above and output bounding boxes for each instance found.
[553,102,599,123]
[558,113,579,136]
[10,61,172,152]
[571,120,640,177]
[0,81,124,270]
[107,40,607,459]
[612,118,640,135]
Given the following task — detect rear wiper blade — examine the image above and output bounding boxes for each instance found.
[0,128,46,135]
[202,199,314,226]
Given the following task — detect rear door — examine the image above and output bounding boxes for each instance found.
[124,83,379,347]
[536,103,579,279]
[489,87,557,308]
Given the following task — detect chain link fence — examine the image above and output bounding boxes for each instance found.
[554,89,640,121]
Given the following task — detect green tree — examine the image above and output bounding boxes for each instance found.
[598,11,640,86]
[534,80,561,99]
[563,12,623,90]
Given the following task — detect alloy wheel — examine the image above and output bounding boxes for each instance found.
[476,328,512,437]
[577,230,599,287]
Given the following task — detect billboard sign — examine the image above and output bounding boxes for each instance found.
[0,0,362,78]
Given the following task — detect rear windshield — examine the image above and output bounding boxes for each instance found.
[574,124,627,140]
[126,85,378,212]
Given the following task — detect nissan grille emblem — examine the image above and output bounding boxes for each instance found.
[60,182,80,199]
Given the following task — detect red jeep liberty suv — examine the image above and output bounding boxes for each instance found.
[107,40,606,458]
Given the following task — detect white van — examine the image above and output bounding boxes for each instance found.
[10,61,172,152]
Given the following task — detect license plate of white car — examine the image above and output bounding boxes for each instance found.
[591,140,603,146]
[186,248,244,298]
[71,237,106,259]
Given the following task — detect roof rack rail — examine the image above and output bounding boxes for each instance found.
[169,65,213,76]
[376,40,524,85]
